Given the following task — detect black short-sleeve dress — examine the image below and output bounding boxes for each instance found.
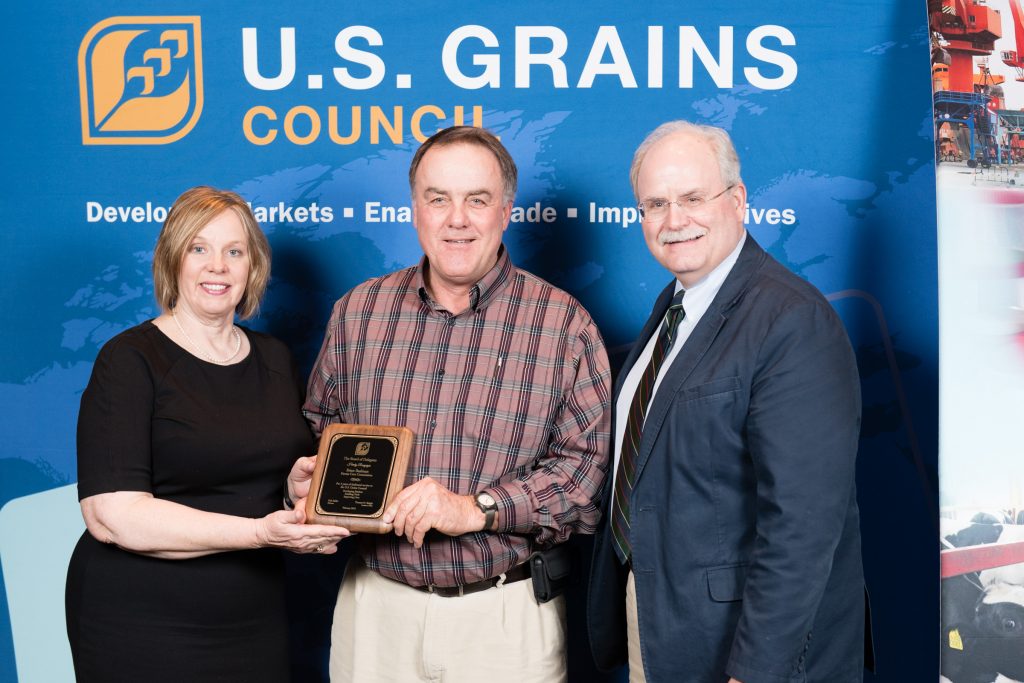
[65,321,312,683]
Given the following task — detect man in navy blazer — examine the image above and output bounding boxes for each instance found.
[588,121,866,683]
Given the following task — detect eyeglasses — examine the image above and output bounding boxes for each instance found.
[638,184,736,221]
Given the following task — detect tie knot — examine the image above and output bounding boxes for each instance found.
[662,291,686,344]
[666,290,685,321]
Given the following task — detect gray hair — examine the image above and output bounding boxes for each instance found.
[629,121,742,198]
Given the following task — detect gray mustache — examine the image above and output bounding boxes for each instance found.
[659,227,707,245]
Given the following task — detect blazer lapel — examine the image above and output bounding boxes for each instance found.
[631,236,768,483]
[602,283,676,508]
[613,283,677,401]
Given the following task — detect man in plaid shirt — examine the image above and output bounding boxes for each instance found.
[303,126,611,682]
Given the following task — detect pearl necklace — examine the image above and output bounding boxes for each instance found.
[172,311,242,364]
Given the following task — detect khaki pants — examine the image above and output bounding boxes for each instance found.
[626,571,647,683]
[330,558,567,683]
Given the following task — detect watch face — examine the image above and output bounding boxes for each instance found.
[477,492,496,508]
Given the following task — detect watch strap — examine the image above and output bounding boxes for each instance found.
[475,493,497,531]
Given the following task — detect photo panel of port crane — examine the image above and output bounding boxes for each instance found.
[933,2,1024,683]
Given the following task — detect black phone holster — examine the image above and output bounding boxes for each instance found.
[529,544,572,603]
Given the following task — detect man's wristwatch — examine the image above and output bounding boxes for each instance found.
[474,491,497,531]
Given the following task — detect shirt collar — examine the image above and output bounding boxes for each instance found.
[415,245,514,313]
[674,231,747,303]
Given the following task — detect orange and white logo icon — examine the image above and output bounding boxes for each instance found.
[78,16,203,145]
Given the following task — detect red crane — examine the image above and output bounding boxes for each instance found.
[930,0,1003,91]
[1001,0,1024,80]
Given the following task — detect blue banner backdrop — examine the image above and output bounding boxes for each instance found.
[1,2,936,680]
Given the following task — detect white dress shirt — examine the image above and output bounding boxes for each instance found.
[612,232,747,485]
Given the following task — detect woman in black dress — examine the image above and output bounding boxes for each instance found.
[65,187,350,682]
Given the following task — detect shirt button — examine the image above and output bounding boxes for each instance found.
[430,419,437,428]
[437,369,445,377]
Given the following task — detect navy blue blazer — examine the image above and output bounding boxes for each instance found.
[588,236,866,683]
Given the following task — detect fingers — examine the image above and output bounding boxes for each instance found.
[296,456,317,479]
[283,531,346,555]
[261,508,349,554]
[289,456,318,500]
[382,478,470,548]
[294,526,347,555]
[305,523,351,539]
[382,478,430,525]
[291,498,349,540]
[388,493,414,536]
[287,539,339,556]
[385,479,432,541]
[398,497,433,548]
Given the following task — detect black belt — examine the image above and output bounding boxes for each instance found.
[411,562,531,598]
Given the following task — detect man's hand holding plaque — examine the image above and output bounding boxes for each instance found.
[305,424,413,534]
[381,477,491,548]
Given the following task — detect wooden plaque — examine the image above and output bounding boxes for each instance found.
[305,423,412,534]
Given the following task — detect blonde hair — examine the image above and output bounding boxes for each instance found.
[152,186,270,319]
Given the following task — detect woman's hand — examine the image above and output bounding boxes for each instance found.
[81,491,349,560]
[254,499,350,554]
[285,455,318,506]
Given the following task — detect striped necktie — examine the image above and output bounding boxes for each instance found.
[610,290,686,563]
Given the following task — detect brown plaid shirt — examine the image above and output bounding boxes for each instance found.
[304,248,611,587]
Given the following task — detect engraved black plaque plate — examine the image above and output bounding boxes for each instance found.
[316,435,397,516]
